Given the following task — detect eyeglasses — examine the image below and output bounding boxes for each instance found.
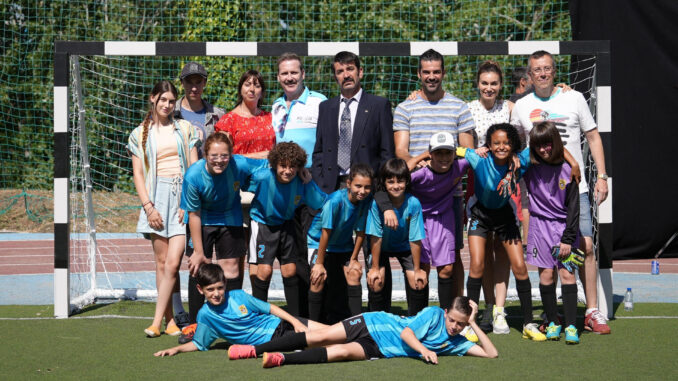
[208,154,230,161]
[531,66,554,75]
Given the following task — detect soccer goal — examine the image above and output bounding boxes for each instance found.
[53,41,612,318]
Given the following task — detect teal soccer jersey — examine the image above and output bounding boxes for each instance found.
[464,148,529,209]
[248,168,327,226]
[307,188,370,252]
[192,290,281,351]
[363,307,474,358]
[181,156,265,226]
[365,193,425,252]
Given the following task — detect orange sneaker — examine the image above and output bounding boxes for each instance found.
[178,323,197,344]
[144,325,161,338]
[262,352,285,368]
[164,322,181,336]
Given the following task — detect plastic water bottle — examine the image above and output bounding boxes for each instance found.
[624,288,634,311]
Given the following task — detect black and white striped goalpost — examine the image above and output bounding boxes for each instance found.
[53,40,613,318]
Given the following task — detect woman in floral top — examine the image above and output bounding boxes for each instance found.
[215,70,274,158]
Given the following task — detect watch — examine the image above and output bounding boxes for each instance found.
[597,173,608,180]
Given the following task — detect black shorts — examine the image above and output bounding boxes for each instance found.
[248,220,297,266]
[467,202,521,241]
[185,225,246,260]
[270,317,309,340]
[309,249,352,267]
[366,250,415,271]
[341,315,383,359]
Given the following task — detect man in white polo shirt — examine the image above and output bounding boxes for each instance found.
[511,50,610,334]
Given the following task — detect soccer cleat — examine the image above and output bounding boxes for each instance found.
[522,323,547,341]
[492,306,510,334]
[538,313,562,333]
[228,344,257,360]
[164,322,182,336]
[478,305,493,332]
[545,322,562,341]
[461,326,479,343]
[565,325,580,344]
[584,309,611,334]
[262,352,285,368]
[174,311,190,330]
[144,325,161,338]
[178,323,197,345]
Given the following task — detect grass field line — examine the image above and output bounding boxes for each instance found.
[3,315,678,321]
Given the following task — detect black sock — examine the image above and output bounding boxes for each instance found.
[408,284,429,315]
[516,278,533,325]
[188,275,204,324]
[438,276,454,310]
[282,347,328,365]
[561,283,578,327]
[283,276,300,316]
[368,288,388,312]
[252,277,271,302]
[466,276,483,304]
[254,332,307,355]
[347,285,363,316]
[225,277,243,291]
[308,290,324,322]
[539,282,558,324]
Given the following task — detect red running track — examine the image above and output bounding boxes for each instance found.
[1,238,676,276]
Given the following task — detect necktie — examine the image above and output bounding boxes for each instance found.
[338,98,354,171]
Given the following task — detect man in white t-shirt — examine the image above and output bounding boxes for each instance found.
[510,50,610,334]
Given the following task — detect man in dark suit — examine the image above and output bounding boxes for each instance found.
[311,51,394,321]
[312,51,394,194]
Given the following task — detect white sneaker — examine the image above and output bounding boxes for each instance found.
[493,306,510,334]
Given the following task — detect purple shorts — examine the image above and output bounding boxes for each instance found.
[421,211,456,267]
[525,215,580,269]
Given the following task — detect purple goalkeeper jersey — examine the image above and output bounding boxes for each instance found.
[523,161,579,246]
[410,159,470,266]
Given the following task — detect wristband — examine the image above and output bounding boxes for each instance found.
[597,173,608,180]
[142,200,154,208]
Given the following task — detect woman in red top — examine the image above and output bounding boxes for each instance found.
[215,70,274,158]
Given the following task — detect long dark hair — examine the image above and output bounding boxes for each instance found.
[236,70,266,108]
[529,121,565,164]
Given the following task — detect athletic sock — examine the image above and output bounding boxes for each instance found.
[283,275,300,316]
[225,276,243,291]
[308,290,324,322]
[561,283,578,327]
[408,284,429,315]
[516,278,533,325]
[347,285,363,316]
[539,282,558,324]
[282,347,328,365]
[188,275,204,324]
[252,277,271,302]
[466,276,483,304]
[368,288,388,312]
[254,332,307,354]
[437,276,454,310]
[172,292,185,315]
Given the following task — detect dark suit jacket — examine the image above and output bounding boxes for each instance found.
[311,91,394,193]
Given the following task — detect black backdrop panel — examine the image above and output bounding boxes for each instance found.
[570,0,678,258]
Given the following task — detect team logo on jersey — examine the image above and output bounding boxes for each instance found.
[559,178,567,190]
[239,305,248,315]
[439,342,449,349]
[294,195,301,205]
[233,181,240,192]
[529,109,569,125]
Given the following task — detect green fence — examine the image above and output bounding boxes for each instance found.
[0,0,571,228]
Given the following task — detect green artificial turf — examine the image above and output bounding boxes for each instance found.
[1,302,677,380]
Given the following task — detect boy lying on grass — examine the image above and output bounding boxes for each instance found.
[154,263,326,357]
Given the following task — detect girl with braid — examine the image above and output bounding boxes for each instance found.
[128,80,200,337]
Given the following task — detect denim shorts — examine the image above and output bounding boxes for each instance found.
[579,192,593,238]
[137,176,185,239]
